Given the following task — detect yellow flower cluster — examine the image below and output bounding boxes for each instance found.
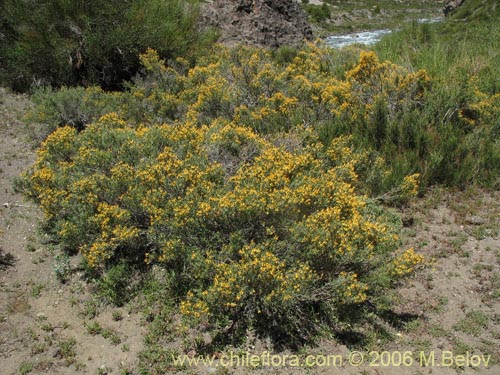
[79,202,140,266]
[339,272,369,304]
[36,126,77,164]
[139,48,167,73]
[458,76,500,126]
[180,245,315,320]
[401,173,420,198]
[135,44,427,134]
[180,291,210,320]
[390,248,426,277]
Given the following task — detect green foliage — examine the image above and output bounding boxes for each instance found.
[0,0,214,91]
[57,337,77,365]
[85,320,102,335]
[112,310,123,321]
[97,262,134,306]
[29,86,123,134]
[19,362,34,375]
[448,0,500,22]
[374,13,500,188]
[53,251,71,282]
[303,3,331,23]
[453,310,489,336]
[272,45,299,65]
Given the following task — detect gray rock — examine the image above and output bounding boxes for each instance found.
[465,215,486,225]
[443,0,465,16]
[200,0,313,48]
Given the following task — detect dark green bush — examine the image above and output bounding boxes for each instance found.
[0,0,215,91]
[303,3,331,23]
[97,262,134,306]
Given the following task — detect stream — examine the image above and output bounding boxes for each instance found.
[324,17,443,49]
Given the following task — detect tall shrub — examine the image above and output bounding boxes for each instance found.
[0,0,211,91]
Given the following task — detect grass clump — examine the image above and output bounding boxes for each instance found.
[454,311,490,336]
[19,362,34,375]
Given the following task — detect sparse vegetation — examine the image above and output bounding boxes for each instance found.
[454,310,490,336]
[86,321,102,336]
[19,362,34,375]
[112,310,123,321]
[303,2,331,23]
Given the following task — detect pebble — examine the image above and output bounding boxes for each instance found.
[465,215,486,225]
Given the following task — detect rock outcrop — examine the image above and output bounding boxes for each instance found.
[200,0,313,48]
[443,0,466,16]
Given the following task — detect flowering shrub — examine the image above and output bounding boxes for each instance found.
[31,45,500,191]
[23,103,425,343]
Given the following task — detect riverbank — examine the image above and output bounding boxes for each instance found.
[308,0,444,36]
[324,16,442,48]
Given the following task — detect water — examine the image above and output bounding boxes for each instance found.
[417,17,443,24]
[324,29,392,49]
[324,17,443,49]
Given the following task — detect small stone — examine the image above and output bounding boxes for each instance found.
[50,347,61,358]
[203,332,212,346]
[465,215,485,225]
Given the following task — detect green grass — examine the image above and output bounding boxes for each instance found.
[85,321,102,336]
[112,310,123,321]
[57,337,77,366]
[375,3,500,95]
[453,311,490,336]
[428,324,448,338]
[30,283,44,298]
[19,362,34,375]
[452,339,474,356]
[372,10,500,189]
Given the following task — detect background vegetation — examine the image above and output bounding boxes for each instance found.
[0,0,215,91]
[302,0,442,34]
